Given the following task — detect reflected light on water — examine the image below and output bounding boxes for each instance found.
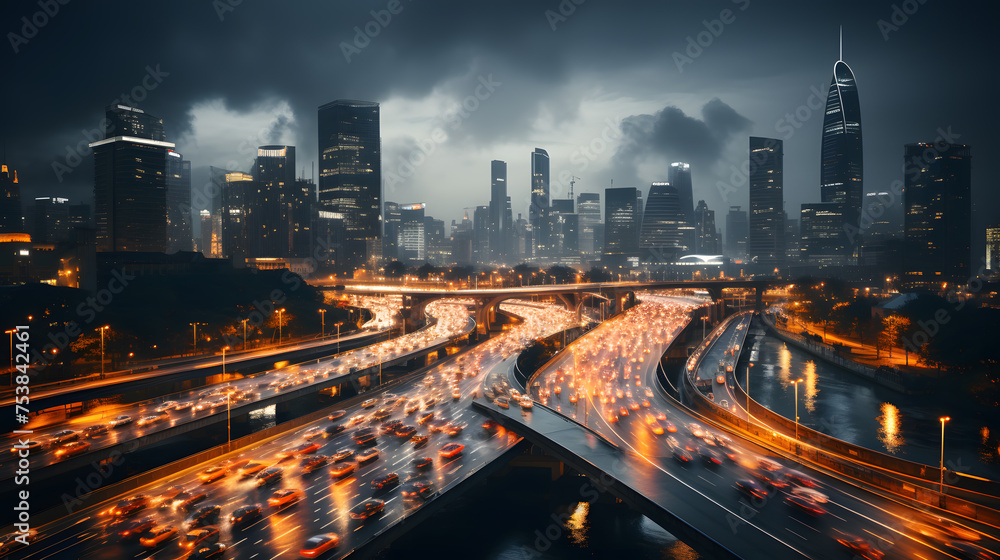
[777,343,792,385]
[566,501,589,546]
[803,360,818,415]
[876,402,905,454]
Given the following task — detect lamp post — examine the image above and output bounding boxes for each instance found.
[318,309,327,337]
[939,416,950,493]
[6,329,16,385]
[746,362,754,423]
[99,325,110,379]
[277,308,286,344]
[189,323,204,353]
[240,318,248,351]
[791,378,803,440]
[700,316,709,339]
[335,322,344,353]
[222,345,229,375]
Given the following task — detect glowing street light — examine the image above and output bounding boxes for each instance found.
[791,378,804,440]
[240,318,249,351]
[277,308,286,344]
[99,325,110,378]
[939,416,951,492]
[189,322,205,352]
[222,345,230,375]
[335,321,344,353]
[5,328,16,385]
[318,309,327,337]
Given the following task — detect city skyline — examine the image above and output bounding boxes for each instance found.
[2,1,996,258]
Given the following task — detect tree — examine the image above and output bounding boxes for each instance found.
[385,261,406,278]
[546,265,576,284]
[416,263,436,280]
[583,266,611,283]
[880,314,909,358]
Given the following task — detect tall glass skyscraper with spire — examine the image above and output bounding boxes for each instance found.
[819,31,863,263]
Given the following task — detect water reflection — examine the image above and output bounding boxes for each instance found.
[777,343,791,385]
[876,403,905,454]
[566,502,589,546]
[803,360,818,414]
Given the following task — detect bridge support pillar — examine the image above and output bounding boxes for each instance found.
[755,287,764,311]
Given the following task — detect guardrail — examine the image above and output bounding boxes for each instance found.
[684,315,1000,525]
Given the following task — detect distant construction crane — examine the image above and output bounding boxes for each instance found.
[569,176,581,199]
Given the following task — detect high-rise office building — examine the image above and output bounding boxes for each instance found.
[693,200,719,254]
[473,205,490,265]
[902,142,971,290]
[292,177,315,257]
[800,203,843,265]
[577,193,600,257]
[248,145,295,258]
[0,164,23,234]
[318,100,381,273]
[398,203,426,263]
[604,187,641,267]
[640,182,691,263]
[91,132,172,252]
[530,148,550,257]
[987,225,1000,273]
[216,168,253,262]
[29,197,71,243]
[819,40,863,263]
[383,201,402,261]
[489,160,507,261]
[725,206,748,260]
[748,137,785,270]
[166,150,193,253]
[669,162,694,224]
[105,104,166,141]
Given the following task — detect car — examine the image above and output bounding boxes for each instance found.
[671,446,692,464]
[519,398,534,410]
[327,410,346,421]
[349,499,385,521]
[112,494,149,517]
[835,536,885,560]
[139,525,178,548]
[356,447,380,464]
[255,467,284,487]
[716,375,726,384]
[569,393,579,403]
[452,389,462,400]
[50,429,80,445]
[300,533,340,558]
[401,479,436,501]
[371,407,392,421]
[302,427,326,440]
[423,397,438,409]
[417,412,435,424]
[330,462,357,479]
[482,420,500,432]
[404,400,421,415]
[155,401,177,413]
[177,492,209,513]
[412,456,433,470]
[300,455,329,474]
[618,406,629,417]
[494,397,509,409]
[687,423,704,438]
[137,412,169,427]
[719,399,730,409]
[115,516,156,542]
[353,431,377,447]
[439,443,465,458]
[371,472,400,491]
[186,505,222,529]
[648,422,664,435]
[229,504,264,529]
[395,425,417,438]
[54,440,91,459]
[268,488,304,509]
[199,466,227,484]
[785,493,827,516]
[664,421,677,433]
[361,398,378,408]
[324,424,345,437]
[628,400,641,411]
[174,401,195,411]
[188,543,227,560]
[83,424,109,439]
[641,400,651,408]
[784,469,821,489]
[238,461,267,478]
[735,479,767,502]
[295,441,322,455]
[9,440,43,454]
[331,449,354,462]
[699,446,723,466]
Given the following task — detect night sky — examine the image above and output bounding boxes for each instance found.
[2,0,995,257]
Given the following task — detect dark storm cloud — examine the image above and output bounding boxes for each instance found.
[1,0,997,255]
[613,99,752,175]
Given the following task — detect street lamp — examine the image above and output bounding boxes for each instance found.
[700,316,709,339]
[277,308,286,344]
[189,323,205,352]
[335,321,344,353]
[746,362,754,423]
[5,329,16,385]
[318,309,327,337]
[791,378,804,440]
[240,318,249,351]
[939,416,950,492]
[222,345,229,375]
[98,325,110,379]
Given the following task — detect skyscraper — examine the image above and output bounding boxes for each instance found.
[987,225,1000,273]
[249,145,295,258]
[105,104,166,141]
[383,201,402,260]
[166,150,193,253]
[576,192,601,257]
[530,148,550,257]
[0,164,22,234]
[748,137,785,270]
[693,200,719,254]
[640,182,691,263]
[473,205,490,265]
[725,206,748,260]
[29,197,71,243]
[604,187,641,267]
[819,36,863,263]
[669,162,694,224]
[398,203,426,263]
[800,203,842,265]
[318,100,381,273]
[292,177,315,257]
[216,169,253,262]
[489,160,507,261]
[91,133,172,252]
[902,142,971,290]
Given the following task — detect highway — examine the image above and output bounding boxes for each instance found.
[0,298,470,480]
[496,293,1000,560]
[3,300,577,560]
